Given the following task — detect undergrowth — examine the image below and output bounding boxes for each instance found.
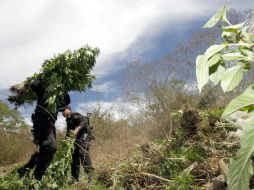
[92,107,237,190]
[0,108,237,189]
[0,137,75,190]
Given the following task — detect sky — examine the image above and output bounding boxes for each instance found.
[0,0,254,128]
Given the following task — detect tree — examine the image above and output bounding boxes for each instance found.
[0,100,28,132]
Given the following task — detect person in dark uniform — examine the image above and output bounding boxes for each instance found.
[60,106,93,181]
[17,78,70,180]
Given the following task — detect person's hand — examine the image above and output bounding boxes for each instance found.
[68,130,75,138]
[73,129,79,136]
[74,126,81,136]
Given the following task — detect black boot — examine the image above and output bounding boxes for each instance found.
[17,167,28,178]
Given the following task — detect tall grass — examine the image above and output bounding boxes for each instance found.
[0,127,35,166]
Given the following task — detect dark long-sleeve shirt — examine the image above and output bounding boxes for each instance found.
[31,78,70,122]
[66,112,91,141]
[31,78,46,107]
[30,78,71,138]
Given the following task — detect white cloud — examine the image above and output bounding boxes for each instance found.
[91,81,116,93]
[77,98,139,120]
[0,89,9,100]
[23,114,67,131]
[55,114,67,131]
[0,0,253,88]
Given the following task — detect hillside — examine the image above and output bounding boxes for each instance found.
[0,107,243,190]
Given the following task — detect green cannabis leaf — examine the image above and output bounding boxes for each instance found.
[8,45,100,113]
[196,5,254,189]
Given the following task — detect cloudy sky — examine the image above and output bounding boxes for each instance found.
[1,0,253,127]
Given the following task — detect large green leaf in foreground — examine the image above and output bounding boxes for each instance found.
[228,117,254,190]
[222,85,254,116]
[220,65,245,92]
[196,55,208,92]
[203,6,229,28]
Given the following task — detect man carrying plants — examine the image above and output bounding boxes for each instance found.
[17,78,71,180]
[7,46,100,181]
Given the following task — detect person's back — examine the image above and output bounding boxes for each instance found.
[31,78,65,124]
[31,78,45,107]
[31,78,70,139]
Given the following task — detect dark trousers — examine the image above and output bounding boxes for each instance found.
[18,126,56,180]
[71,141,93,181]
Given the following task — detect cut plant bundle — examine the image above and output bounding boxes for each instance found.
[8,46,100,112]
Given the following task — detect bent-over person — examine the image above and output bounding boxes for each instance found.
[60,106,93,181]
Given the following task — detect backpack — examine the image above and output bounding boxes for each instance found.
[86,112,95,140]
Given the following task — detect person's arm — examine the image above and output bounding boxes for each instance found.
[66,128,70,137]
[31,78,43,95]
[66,119,73,137]
[74,116,91,135]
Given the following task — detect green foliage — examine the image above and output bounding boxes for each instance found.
[95,111,209,188]
[196,7,253,94]
[203,5,230,28]
[195,55,207,91]
[88,184,109,190]
[39,137,75,189]
[170,146,205,163]
[0,137,75,190]
[85,108,236,189]
[220,64,245,92]
[0,170,24,190]
[8,46,100,113]
[196,5,254,189]
[228,117,254,190]
[0,101,32,165]
[165,173,202,190]
[203,108,224,118]
[222,85,254,116]
[0,100,29,131]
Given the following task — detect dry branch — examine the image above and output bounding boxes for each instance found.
[184,161,199,173]
[218,159,228,180]
[141,172,172,183]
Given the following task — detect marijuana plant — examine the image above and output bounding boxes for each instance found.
[8,45,100,113]
[196,6,254,190]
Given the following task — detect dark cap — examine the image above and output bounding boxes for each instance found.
[59,105,71,112]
